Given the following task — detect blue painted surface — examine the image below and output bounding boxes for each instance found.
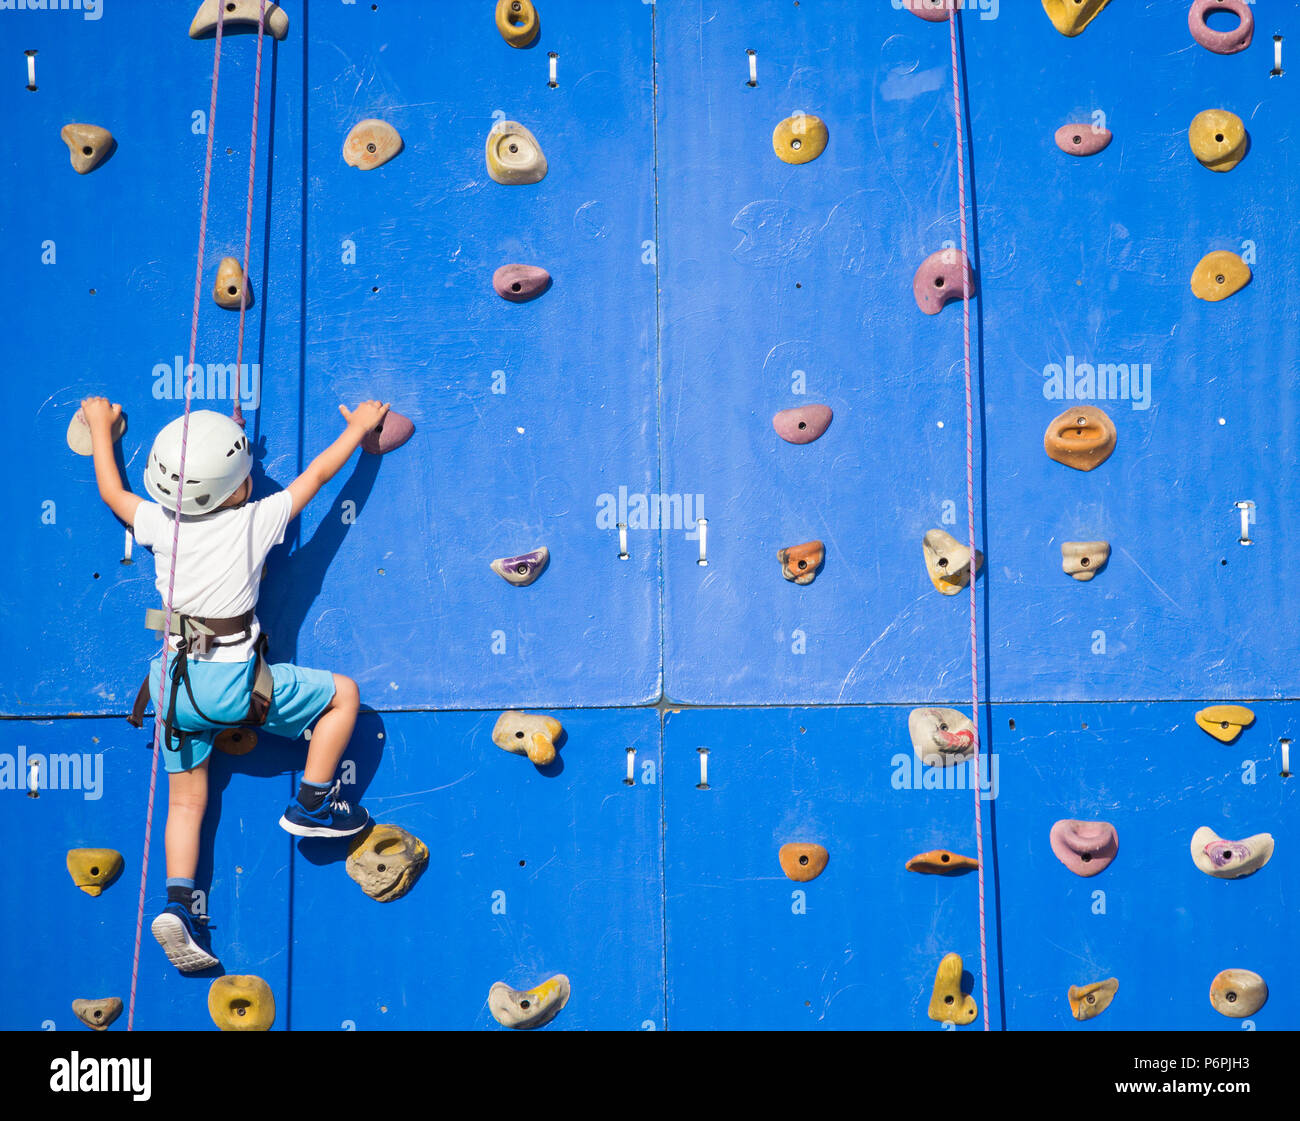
[0,2,1294,1031]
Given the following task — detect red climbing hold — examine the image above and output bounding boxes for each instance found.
[772,404,832,445]
[904,0,953,21]
[1054,123,1112,157]
[362,411,414,455]
[492,264,551,303]
[913,250,974,315]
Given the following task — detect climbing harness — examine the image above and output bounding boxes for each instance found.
[126,609,273,754]
[129,1,271,1031]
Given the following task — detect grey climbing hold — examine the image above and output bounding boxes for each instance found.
[489,974,570,1029]
[189,0,290,40]
[67,407,126,456]
[908,707,976,768]
[345,824,428,903]
[343,120,403,170]
[72,997,123,1031]
[1190,827,1274,879]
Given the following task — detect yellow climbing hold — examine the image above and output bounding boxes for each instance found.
[1068,978,1118,1021]
[66,848,122,896]
[772,114,828,165]
[495,0,539,48]
[343,119,404,171]
[208,975,276,1031]
[212,257,252,309]
[489,974,571,1029]
[1189,110,1247,172]
[1194,704,1255,743]
[486,121,547,184]
[346,823,428,903]
[927,952,977,1025]
[1191,251,1250,302]
[492,710,563,765]
[60,124,113,174]
[1041,0,1111,37]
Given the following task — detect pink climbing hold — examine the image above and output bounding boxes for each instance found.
[913,250,974,315]
[1050,819,1119,878]
[1188,0,1253,55]
[492,264,551,303]
[772,404,833,445]
[1054,123,1112,157]
[362,410,414,455]
[904,0,953,21]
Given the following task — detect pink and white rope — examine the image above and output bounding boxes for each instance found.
[127,5,228,1031]
[233,1,268,426]
[946,7,990,1031]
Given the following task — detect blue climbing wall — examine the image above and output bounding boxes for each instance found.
[2,1,1296,1031]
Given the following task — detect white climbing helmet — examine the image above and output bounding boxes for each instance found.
[144,410,253,516]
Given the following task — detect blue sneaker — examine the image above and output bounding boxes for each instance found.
[279,780,370,838]
[151,903,220,973]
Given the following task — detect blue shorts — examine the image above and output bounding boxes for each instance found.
[147,654,337,774]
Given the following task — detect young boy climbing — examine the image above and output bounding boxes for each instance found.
[80,396,390,972]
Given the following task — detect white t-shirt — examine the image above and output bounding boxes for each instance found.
[133,490,294,663]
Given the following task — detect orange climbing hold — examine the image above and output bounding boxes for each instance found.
[906,849,978,875]
[778,843,829,882]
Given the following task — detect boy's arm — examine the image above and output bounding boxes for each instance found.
[81,397,143,526]
[287,400,390,519]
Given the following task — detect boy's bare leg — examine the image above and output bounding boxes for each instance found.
[164,759,209,881]
[302,674,359,785]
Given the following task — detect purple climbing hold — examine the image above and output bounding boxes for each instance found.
[493,264,551,303]
[1050,819,1119,878]
[361,410,414,455]
[772,404,833,445]
[1054,123,1112,157]
[1188,0,1253,55]
[913,250,975,315]
[490,546,550,587]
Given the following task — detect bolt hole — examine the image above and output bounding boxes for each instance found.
[376,863,387,872]
[515,563,528,574]
[797,421,806,429]
[519,859,526,866]
[1220,558,1228,566]
[511,282,522,292]
[799,854,809,866]
[228,285,238,295]
[90,866,100,876]
[93,1010,103,1020]
[81,145,93,156]
[1086,994,1096,1005]
[1216,274,1226,285]
[226,2,236,10]
[520,999,531,1009]
[1215,133,1225,143]
[93,572,100,579]
[1008,718,1016,730]
[797,560,807,570]
[89,289,96,295]
[1221,721,1230,729]
[1220,849,1233,861]
[938,557,949,568]
[1080,557,1090,567]
[1072,135,1082,145]
[940,853,950,862]
[1226,991,1238,1003]
[366,142,377,154]
[934,276,945,288]
[795,282,802,289]
[1075,416,1087,426]
[508,142,519,154]
[1080,853,1093,862]
[371,286,379,293]
[791,138,802,150]
[236,1006,246,1016]
[944,995,954,1005]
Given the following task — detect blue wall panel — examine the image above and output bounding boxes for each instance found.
[663,706,1003,1030]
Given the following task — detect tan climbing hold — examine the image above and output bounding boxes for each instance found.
[1190,826,1274,879]
[906,849,978,875]
[60,124,113,174]
[489,974,570,1029]
[1194,704,1255,743]
[66,848,122,896]
[923,529,982,596]
[343,119,403,170]
[212,257,252,309]
[1041,0,1111,37]
[207,975,276,1031]
[72,997,123,1031]
[215,728,257,756]
[1209,969,1267,1018]
[1044,405,1117,471]
[1061,541,1110,581]
[1191,251,1250,302]
[1189,110,1247,172]
[778,843,828,882]
[492,710,563,766]
[67,407,126,457]
[346,823,428,902]
[772,114,828,165]
[927,952,977,1025]
[778,540,824,585]
[1068,978,1118,1022]
[495,0,539,48]
[486,121,547,185]
[189,0,289,40]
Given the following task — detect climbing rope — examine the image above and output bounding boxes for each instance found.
[233,1,268,426]
[127,5,229,1032]
[947,7,990,1031]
